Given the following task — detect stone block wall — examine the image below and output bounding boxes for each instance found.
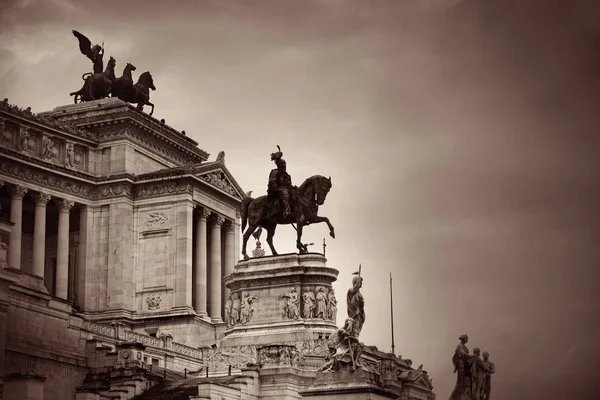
[5,352,88,400]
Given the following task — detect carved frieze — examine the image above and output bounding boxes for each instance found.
[204,345,257,371]
[259,344,300,367]
[96,183,133,198]
[135,183,192,198]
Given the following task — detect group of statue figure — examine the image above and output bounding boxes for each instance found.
[449,334,496,400]
[224,292,258,327]
[240,146,335,259]
[317,273,366,372]
[280,286,337,322]
[69,30,156,115]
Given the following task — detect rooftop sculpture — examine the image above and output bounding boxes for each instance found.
[69,30,156,115]
[240,145,335,259]
[449,334,496,400]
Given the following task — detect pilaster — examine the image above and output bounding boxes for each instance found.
[107,200,134,310]
[174,198,194,309]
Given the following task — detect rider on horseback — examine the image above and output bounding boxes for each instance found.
[268,145,293,218]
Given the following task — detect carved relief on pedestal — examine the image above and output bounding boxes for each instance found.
[146,294,162,310]
[280,287,300,320]
[204,345,257,371]
[327,288,338,323]
[302,287,316,319]
[259,344,300,367]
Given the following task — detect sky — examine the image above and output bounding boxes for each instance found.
[1,0,600,398]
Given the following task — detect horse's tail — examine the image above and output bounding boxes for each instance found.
[240,196,253,233]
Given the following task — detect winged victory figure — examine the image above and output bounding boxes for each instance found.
[72,30,104,74]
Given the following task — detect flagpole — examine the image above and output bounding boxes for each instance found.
[390,272,395,354]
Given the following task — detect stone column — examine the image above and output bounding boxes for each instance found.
[194,208,210,318]
[223,220,236,299]
[56,198,74,300]
[209,214,224,323]
[32,192,51,278]
[7,185,27,270]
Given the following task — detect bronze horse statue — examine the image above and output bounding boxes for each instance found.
[110,62,136,100]
[117,71,156,115]
[69,56,116,103]
[240,175,335,260]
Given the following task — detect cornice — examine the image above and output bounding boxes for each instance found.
[0,107,97,145]
[51,104,208,162]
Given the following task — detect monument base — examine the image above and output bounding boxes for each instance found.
[300,369,398,399]
[222,253,339,348]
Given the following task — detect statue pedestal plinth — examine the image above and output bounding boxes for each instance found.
[222,253,339,348]
[300,368,397,399]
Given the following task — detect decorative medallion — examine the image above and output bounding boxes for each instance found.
[146,294,162,310]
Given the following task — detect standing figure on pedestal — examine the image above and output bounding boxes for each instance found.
[281,287,300,319]
[347,275,365,336]
[468,348,487,400]
[327,288,338,323]
[302,288,316,319]
[224,295,233,327]
[231,293,241,325]
[268,145,293,218]
[482,351,496,400]
[315,287,327,319]
[449,334,470,400]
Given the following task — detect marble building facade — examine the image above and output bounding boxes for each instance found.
[0,98,435,400]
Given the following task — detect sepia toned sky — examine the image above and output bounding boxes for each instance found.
[1,0,600,398]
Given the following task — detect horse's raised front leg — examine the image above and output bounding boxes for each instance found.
[242,224,257,261]
[264,223,278,256]
[309,216,336,239]
[147,101,155,116]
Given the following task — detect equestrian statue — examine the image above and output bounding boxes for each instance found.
[69,30,156,115]
[240,146,336,260]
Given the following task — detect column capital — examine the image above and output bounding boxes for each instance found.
[210,214,225,227]
[32,192,51,205]
[8,185,27,199]
[56,198,75,212]
[196,207,212,220]
[223,219,236,233]
[235,208,241,219]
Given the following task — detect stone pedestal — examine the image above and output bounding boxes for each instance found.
[222,253,339,347]
[300,369,397,399]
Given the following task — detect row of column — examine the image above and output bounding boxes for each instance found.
[193,209,235,323]
[6,183,74,299]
